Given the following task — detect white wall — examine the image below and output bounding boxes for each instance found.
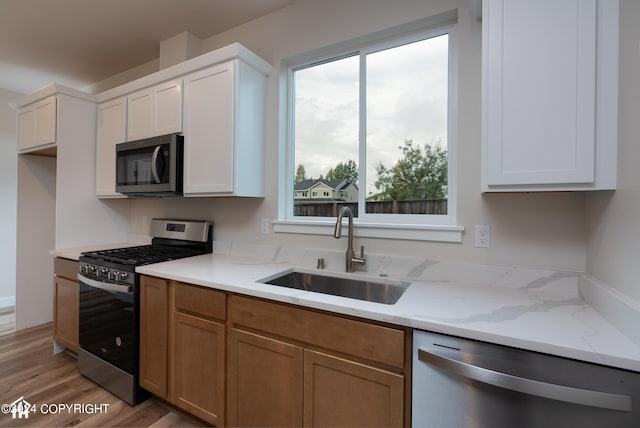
[0,88,19,308]
[126,0,588,272]
[586,0,640,303]
[15,154,56,329]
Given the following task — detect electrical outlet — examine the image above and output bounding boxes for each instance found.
[474,225,490,248]
[260,218,270,234]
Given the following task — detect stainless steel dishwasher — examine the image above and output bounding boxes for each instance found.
[413,330,640,427]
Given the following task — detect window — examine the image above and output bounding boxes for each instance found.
[279,23,462,242]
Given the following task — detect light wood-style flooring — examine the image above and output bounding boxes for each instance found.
[0,323,206,427]
[0,306,14,336]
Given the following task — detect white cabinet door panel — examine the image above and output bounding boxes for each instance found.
[17,96,57,151]
[96,97,127,198]
[183,63,235,195]
[484,0,597,186]
[154,81,183,136]
[127,90,153,141]
[127,80,182,141]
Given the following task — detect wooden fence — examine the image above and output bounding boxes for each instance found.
[293,199,447,217]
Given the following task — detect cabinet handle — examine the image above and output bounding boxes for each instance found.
[418,348,632,412]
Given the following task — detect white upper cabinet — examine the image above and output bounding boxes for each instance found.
[17,95,57,152]
[127,79,182,141]
[96,97,127,198]
[482,0,619,191]
[93,43,271,198]
[182,60,266,197]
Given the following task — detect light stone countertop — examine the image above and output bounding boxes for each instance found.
[52,242,640,372]
[135,248,640,374]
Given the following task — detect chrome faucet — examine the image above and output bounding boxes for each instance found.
[334,206,366,272]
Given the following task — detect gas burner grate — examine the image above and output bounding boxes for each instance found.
[83,245,205,266]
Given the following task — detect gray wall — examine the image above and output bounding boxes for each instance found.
[586,0,640,303]
[0,88,19,308]
[127,0,588,272]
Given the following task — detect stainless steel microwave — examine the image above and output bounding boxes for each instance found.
[116,134,183,196]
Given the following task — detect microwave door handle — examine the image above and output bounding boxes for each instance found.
[151,145,162,183]
[418,348,632,412]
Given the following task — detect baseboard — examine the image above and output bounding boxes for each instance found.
[579,274,640,347]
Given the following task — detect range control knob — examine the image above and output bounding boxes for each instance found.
[100,268,108,278]
[119,272,129,281]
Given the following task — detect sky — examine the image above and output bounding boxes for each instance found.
[293,33,449,196]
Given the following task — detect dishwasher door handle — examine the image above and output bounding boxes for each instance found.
[418,347,632,412]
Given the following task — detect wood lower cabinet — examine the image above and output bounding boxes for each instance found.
[53,257,79,353]
[228,294,410,427]
[171,283,226,426]
[303,349,404,427]
[140,277,409,427]
[227,329,303,427]
[139,276,226,426]
[172,312,225,425]
[139,275,169,398]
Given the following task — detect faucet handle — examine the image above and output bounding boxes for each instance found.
[352,246,366,267]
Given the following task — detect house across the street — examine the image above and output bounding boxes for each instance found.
[293,179,358,202]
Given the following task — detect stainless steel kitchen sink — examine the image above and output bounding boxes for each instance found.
[260,270,409,305]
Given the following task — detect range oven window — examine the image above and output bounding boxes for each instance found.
[78,281,138,374]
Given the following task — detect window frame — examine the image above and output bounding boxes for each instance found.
[275,21,463,243]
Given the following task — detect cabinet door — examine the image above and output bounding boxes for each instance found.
[154,80,183,136]
[127,80,182,141]
[484,0,597,186]
[303,349,404,427]
[127,90,153,140]
[172,312,225,426]
[17,96,57,151]
[139,276,169,398]
[53,276,78,353]
[17,107,36,151]
[227,328,303,427]
[183,63,235,195]
[96,97,127,198]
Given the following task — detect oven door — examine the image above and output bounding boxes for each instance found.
[78,273,138,375]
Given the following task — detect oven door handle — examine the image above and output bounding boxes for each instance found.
[77,273,133,294]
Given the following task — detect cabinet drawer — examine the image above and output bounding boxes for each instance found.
[229,295,406,369]
[54,257,79,281]
[174,282,226,321]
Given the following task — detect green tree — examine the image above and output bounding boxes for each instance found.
[326,159,358,183]
[374,140,447,201]
[294,164,308,184]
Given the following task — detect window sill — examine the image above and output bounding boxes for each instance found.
[272,220,464,243]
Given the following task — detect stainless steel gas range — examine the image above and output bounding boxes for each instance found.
[77,218,213,405]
